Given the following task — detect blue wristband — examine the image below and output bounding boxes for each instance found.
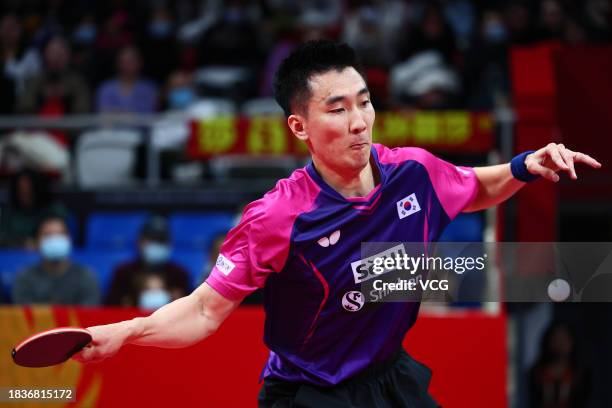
[511,150,539,182]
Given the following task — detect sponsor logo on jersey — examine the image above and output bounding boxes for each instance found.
[317,230,341,247]
[350,244,406,284]
[396,193,421,219]
[215,254,236,276]
[342,291,365,312]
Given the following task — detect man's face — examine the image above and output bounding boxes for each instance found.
[44,38,70,72]
[118,48,141,78]
[38,219,68,242]
[293,67,375,174]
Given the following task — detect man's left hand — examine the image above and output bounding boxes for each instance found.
[525,143,602,182]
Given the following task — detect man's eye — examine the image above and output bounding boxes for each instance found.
[361,100,371,107]
[329,108,345,113]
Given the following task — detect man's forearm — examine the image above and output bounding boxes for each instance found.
[122,284,238,349]
[464,164,525,212]
[74,284,240,363]
[125,294,215,348]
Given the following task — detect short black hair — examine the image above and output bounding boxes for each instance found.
[35,214,68,238]
[139,214,170,242]
[273,40,364,117]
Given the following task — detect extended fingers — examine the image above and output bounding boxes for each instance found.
[546,143,570,171]
[573,151,602,168]
[558,145,577,179]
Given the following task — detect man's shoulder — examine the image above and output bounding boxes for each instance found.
[238,167,320,230]
[67,262,96,278]
[253,167,319,212]
[374,143,435,166]
[97,79,119,95]
[14,263,40,281]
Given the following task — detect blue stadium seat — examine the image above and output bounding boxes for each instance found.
[172,250,208,289]
[86,212,149,250]
[72,249,134,296]
[438,213,485,308]
[170,212,234,251]
[0,250,39,302]
[439,213,484,242]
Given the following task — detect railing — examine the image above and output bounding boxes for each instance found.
[0,109,513,188]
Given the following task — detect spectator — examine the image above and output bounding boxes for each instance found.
[141,5,178,84]
[0,169,68,249]
[93,10,134,84]
[584,0,612,42]
[463,9,511,109]
[342,5,393,68]
[537,0,566,41]
[397,2,458,66]
[529,322,591,408]
[71,13,99,86]
[162,69,197,111]
[563,17,590,46]
[12,215,100,305]
[17,35,91,115]
[105,215,190,307]
[390,51,460,109]
[197,1,263,69]
[259,24,298,97]
[0,13,41,113]
[95,45,158,113]
[502,0,538,45]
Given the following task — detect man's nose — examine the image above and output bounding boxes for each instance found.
[349,109,367,134]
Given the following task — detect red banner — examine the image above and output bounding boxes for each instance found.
[1,306,506,407]
[187,111,494,158]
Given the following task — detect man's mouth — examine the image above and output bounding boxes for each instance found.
[350,142,369,150]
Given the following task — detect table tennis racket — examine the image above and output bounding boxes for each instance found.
[12,327,92,368]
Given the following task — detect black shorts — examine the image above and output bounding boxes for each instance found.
[258,349,440,408]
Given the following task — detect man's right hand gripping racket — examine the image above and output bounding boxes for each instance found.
[12,327,92,368]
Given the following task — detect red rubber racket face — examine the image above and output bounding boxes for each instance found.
[12,328,92,368]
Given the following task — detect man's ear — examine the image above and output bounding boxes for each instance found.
[287,114,308,141]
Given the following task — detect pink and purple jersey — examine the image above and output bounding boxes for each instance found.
[206,144,479,386]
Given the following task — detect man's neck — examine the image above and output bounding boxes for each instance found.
[41,260,69,276]
[312,156,378,198]
[118,76,136,88]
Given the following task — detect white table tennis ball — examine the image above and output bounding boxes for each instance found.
[548,278,571,302]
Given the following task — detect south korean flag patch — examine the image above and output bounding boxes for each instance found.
[396,193,421,220]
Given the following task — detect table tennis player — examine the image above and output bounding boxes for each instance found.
[74,40,601,407]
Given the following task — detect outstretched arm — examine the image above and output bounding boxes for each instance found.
[464,143,601,212]
[73,283,241,363]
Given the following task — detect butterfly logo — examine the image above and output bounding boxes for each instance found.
[317,230,341,247]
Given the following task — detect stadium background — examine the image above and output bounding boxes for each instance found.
[0,0,610,407]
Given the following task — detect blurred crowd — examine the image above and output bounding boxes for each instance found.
[0,0,610,304]
[0,0,610,118]
[0,168,243,308]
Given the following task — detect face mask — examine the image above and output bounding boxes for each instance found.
[169,87,196,110]
[139,288,171,310]
[40,234,71,260]
[73,25,97,45]
[149,20,172,38]
[142,242,171,265]
[485,21,507,44]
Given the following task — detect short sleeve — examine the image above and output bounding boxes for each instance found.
[375,145,479,220]
[205,201,289,301]
[422,151,479,220]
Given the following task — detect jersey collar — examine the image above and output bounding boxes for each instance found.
[305,146,384,204]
